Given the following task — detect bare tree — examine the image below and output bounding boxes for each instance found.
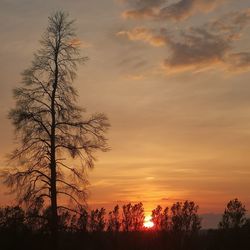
[2,11,109,242]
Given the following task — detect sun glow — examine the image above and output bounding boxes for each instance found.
[143,215,154,229]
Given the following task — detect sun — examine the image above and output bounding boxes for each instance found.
[143,215,154,229]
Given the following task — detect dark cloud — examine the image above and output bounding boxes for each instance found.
[163,9,250,72]
[227,52,250,70]
[118,8,250,73]
[164,27,231,72]
[157,0,223,21]
[122,0,165,8]
[122,0,224,20]
[210,9,250,41]
[121,0,164,19]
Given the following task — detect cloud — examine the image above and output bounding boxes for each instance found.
[118,9,250,73]
[117,27,168,47]
[122,0,224,21]
[68,38,93,48]
[211,9,250,33]
[125,73,146,81]
[122,0,164,20]
[162,9,250,72]
[226,52,250,71]
[157,0,223,21]
[163,27,231,72]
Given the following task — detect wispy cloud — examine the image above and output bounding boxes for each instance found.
[117,27,168,47]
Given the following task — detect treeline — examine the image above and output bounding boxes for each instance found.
[0,198,250,250]
[0,200,201,233]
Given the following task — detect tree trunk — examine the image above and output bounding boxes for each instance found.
[50,144,58,247]
[50,48,59,248]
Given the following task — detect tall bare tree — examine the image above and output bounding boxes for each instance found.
[2,11,109,241]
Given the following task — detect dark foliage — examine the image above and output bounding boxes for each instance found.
[0,199,249,249]
[219,198,247,229]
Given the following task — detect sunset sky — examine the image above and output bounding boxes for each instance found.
[1,0,250,228]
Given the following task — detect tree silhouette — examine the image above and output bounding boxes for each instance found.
[219,198,247,229]
[89,208,106,232]
[151,205,162,230]
[25,197,47,232]
[122,203,145,231]
[161,207,169,231]
[151,205,169,231]
[76,208,88,232]
[107,205,121,232]
[2,11,109,244]
[131,202,144,231]
[171,200,201,234]
[0,206,26,233]
[122,203,133,232]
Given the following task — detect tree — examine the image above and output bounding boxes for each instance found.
[161,207,169,231]
[76,208,89,232]
[2,11,109,242]
[89,208,106,232]
[122,203,145,231]
[151,205,162,230]
[25,197,47,232]
[0,206,26,233]
[122,203,133,232]
[170,201,201,234]
[151,205,169,231]
[107,205,121,232]
[131,202,145,231]
[219,198,247,229]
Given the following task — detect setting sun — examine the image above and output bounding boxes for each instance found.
[143,215,154,229]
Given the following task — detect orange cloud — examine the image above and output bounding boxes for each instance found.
[122,8,155,20]
[68,38,93,48]
[125,74,145,81]
[117,27,168,47]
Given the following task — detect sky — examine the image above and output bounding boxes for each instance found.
[0,0,250,228]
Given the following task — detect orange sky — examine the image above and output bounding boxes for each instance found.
[0,0,250,228]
